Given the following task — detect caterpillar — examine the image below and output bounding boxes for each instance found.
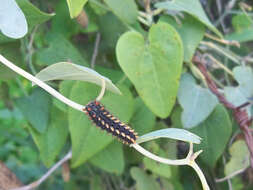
[83,101,138,145]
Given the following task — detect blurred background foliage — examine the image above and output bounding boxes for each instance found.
[0,0,253,189]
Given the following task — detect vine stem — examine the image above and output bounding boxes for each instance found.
[11,151,72,190]
[131,143,210,190]
[0,54,84,111]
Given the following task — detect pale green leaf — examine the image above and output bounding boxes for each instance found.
[116,22,183,118]
[35,62,121,95]
[136,128,201,144]
[178,73,218,128]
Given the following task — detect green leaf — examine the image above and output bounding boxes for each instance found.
[155,0,222,38]
[136,128,201,145]
[35,62,121,94]
[16,88,51,133]
[69,82,134,167]
[0,42,21,81]
[104,0,138,24]
[17,0,54,29]
[116,22,183,118]
[225,140,250,176]
[66,0,88,18]
[143,147,171,179]
[130,167,160,190]
[89,142,124,174]
[36,34,88,66]
[178,73,218,128]
[28,107,68,167]
[159,14,205,62]
[190,105,232,167]
[130,97,156,134]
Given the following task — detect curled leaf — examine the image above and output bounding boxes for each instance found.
[136,128,202,144]
[34,62,121,94]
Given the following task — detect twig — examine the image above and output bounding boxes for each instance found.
[0,54,84,111]
[215,167,247,182]
[11,151,72,190]
[199,41,240,64]
[91,33,101,69]
[204,33,240,47]
[131,143,210,190]
[193,55,253,168]
[202,53,234,76]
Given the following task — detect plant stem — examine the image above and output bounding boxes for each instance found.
[11,151,72,190]
[132,143,210,190]
[0,54,84,111]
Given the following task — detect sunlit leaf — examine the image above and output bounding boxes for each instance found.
[116,22,183,118]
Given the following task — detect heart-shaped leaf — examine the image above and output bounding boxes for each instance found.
[0,0,28,39]
[178,73,218,128]
[35,62,121,94]
[155,0,222,38]
[69,82,134,167]
[116,22,183,118]
[16,88,51,133]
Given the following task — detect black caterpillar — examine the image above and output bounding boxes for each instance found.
[83,101,138,145]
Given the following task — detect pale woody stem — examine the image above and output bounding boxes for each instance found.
[0,54,84,111]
